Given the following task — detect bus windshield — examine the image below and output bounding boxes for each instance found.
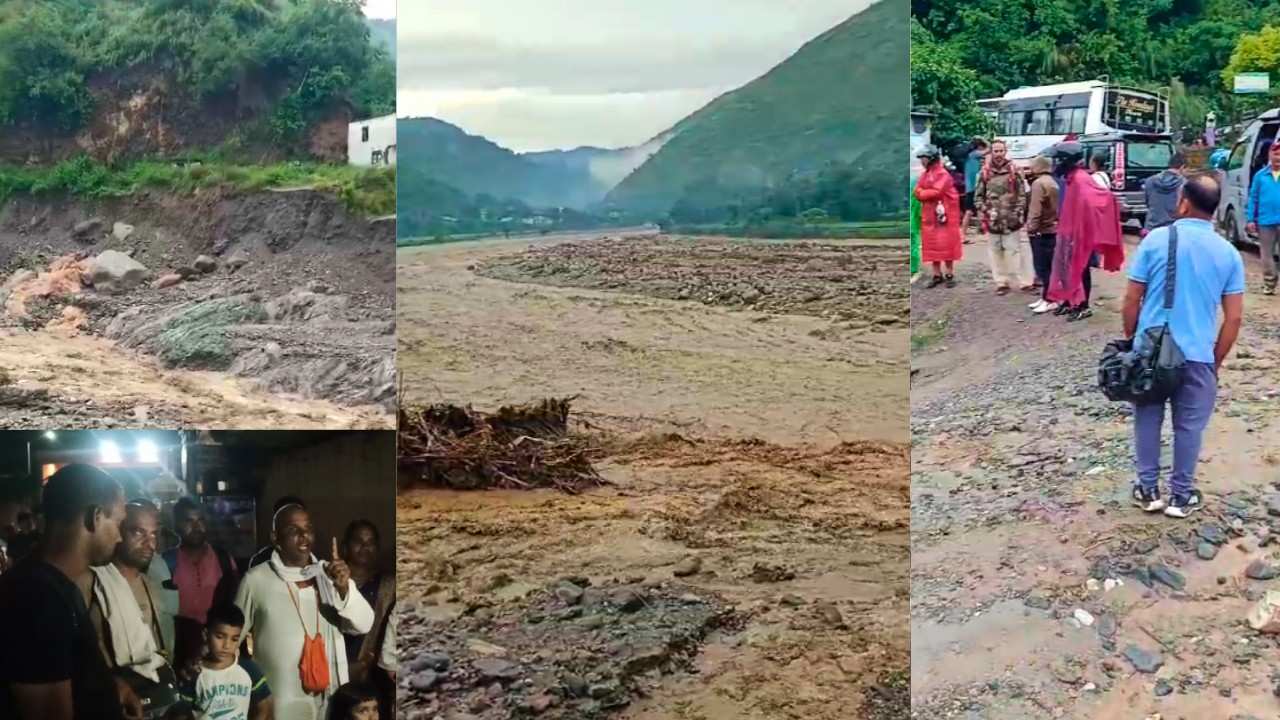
[1127,141,1173,169]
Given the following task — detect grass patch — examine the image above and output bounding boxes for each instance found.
[0,156,395,217]
[154,298,267,370]
[910,315,950,352]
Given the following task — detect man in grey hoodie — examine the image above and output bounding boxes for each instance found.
[1143,153,1186,234]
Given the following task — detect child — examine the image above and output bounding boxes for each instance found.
[168,604,273,720]
[326,682,379,720]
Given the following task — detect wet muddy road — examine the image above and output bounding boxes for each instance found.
[911,232,1280,718]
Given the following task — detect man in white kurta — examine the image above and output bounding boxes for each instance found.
[235,505,373,720]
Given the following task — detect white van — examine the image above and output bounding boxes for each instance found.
[1219,108,1280,247]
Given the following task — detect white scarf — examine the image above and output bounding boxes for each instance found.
[267,550,340,606]
[91,564,166,682]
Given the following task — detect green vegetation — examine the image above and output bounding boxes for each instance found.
[911,315,950,352]
[912,0,1280,148]
[0,156,395,216]
[0,0,393,153]
[607,0,908,217]
[155,298,267,370]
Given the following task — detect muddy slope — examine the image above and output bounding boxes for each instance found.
[0,189,395,414]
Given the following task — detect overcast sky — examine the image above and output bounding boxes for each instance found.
[363,0,395,19]
[397,0,871,152]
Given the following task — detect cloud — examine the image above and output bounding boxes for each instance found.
[397,0,873,150]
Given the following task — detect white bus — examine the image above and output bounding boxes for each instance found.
[977,80,1169,166]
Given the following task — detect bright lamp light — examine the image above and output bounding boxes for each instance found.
[99,440,123,464]
[137,438,159,464]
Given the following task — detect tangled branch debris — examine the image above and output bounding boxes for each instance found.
[397,397,605,493]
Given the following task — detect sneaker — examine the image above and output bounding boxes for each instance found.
[1132,485,1165,513]
[1067,307,1094,322]
[1033,302,1059,314]
[996,286,1010,296]
[1053,304,1072,316]
[945,274,957,288]
[927,275,944,288]
[1028,299,1044,309]
[1164,490,1204,518]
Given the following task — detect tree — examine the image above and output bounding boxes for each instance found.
[910,19,992,150]
[0,7,92,150]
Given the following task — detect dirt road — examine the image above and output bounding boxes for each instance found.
[911,232,1280,718]
[396,232,911,718]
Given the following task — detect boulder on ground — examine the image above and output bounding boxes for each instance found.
[194,255,218,274]
[112,222,135,242]
[153,273,183,290]
[88,250,148,294]
[72,218,103,241]
[226,250,251,272]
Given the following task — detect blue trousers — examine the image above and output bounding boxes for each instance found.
[1133,362,1217,496]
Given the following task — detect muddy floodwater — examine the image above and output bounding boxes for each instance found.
[396,232,911,718]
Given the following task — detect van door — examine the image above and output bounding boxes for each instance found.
[1226,138,1251,237]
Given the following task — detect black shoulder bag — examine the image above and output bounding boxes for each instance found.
[1098,224,1186,402]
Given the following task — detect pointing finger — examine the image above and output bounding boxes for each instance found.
[332,537,340,560]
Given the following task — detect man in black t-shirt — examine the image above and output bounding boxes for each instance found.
[0,464,142,720]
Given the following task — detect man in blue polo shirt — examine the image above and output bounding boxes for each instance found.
[1125,173,1244,518]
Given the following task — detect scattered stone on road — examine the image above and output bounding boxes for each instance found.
[1123,644,1164,673]
[672,556,702,577]
[1246,559,1278,580]
[88,250,148,294]
[112,222,135,242]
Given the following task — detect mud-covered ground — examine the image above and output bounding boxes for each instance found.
[911,231,1280,718]
[397,231,911,718]
[0,189,394,428]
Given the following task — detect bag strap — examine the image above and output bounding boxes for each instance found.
[1164,223,1178,311]
[283,576,320,639]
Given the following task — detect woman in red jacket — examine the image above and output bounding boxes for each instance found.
[914,145,964,287]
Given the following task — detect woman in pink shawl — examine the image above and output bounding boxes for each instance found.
[914,145,964,288]
[1045,142,1124,321]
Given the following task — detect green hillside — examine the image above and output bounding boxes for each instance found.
[606,0,907,220]
[0,0,394,162]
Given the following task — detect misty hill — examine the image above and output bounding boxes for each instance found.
[397,117,632,209]
[605,0,907,218]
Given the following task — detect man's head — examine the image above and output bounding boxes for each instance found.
[990,140,1007,162]
[173,497,207,549]
[1030,155,1052,176]
[116,501,160,572]
[1177,172,1221,219]
[1269,142,1280,169]
[15,511,34,535]
[41,464,125,566]
[1090,155,1106,172]
[1169,153,1187,173]
[973,137,989,154]
[272,504,314,567]
[272,496,306,515]
[203,604,245,665]
[342,519,380,571]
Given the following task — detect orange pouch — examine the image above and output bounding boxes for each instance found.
[299,631,330,694]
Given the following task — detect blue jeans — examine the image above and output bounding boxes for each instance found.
[1133,362,1217,497]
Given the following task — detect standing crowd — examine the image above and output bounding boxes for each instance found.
[0,465,396,720]
[913,133,1253,521]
